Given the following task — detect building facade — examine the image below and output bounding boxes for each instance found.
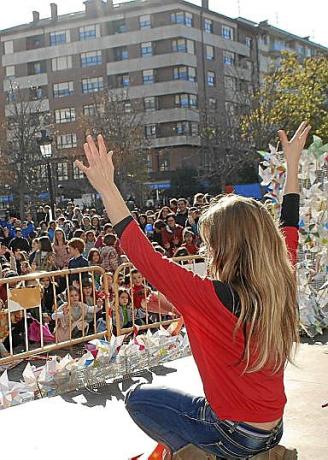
[0,0,326,203]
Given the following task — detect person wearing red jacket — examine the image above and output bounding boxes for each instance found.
[75,122,310,460]
[161,214,184,257]
[181,229,199,255]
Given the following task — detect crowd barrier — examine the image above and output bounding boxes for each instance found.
[0,256,206,366]
[0,266,111,366]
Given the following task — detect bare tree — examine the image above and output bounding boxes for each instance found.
[199,102,258,193]
[80,90,151,199]
[0,82,51,219]
[198,60,261,192]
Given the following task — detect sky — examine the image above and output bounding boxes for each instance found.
[0,0,327,48]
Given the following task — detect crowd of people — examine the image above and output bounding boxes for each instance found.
[0,193,208,358]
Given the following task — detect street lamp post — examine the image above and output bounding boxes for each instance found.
[16,160,25,220]
[37,130,55,220]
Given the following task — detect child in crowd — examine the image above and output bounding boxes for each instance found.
[84,230,96,257]
[67,238,89,282]
[181,229,198,255]
[82,278,104,329]
[33,236,57,272]
[52,228,69,269]
[51,286,100,342]
[88,248,102,287]
[100,233,120,272]
[131,269,150,325]
[99,271,114,302]
[111,288,133,335]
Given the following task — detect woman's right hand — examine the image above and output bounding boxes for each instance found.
[278,121,311,166]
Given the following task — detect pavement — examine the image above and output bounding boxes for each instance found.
[0,342,327,460]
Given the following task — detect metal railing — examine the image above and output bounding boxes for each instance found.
[0,256,205,366]
[0,266,111,365]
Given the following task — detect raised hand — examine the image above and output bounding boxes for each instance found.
[75,135,114,195]
[278,121,311,166]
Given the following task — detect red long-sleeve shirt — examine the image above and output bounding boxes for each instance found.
[115,195,299,422]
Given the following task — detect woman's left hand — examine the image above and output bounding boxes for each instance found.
[75,135,115,195]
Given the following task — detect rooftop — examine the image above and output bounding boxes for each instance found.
[0,0,326,52]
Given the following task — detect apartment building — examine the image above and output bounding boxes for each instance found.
[0,0,326,202]
[237,17,328,82]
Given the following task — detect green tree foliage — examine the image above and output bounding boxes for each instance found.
[242,52,328,148]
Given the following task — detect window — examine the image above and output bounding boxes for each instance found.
[53,81,74,98]
[223,51,235,65]
[26,35,44,50]
[139,15,151,30]
[73,164,84,179]
[189,94,198,108]
[81,50,102,67]
[143,69,154,85]
[52,56,72,71]
[175,94,198,108]
[6,66,15,78]
[190,122,198,136]
[82,77,104,94]
[209,97,217,110]
[57,162,69,181]
[30,86,44,100]
[176,121,189,135]
[296,44,305,55]
[261,34,268,45]
[114,46,128,61]
[172,39,194,54]
[55,108,76,124]
[144,96,156,112]
[174,66,187,80]
[174,66,196,82]
[79,24,99,41]
[188,67,196,82]
[118,74,130,87]
[224,76,236,91]
[171,11,193,27]
[124,102,132,113]
[145,124,157,138]
[112,20,127,34]
[275,39,286,51]
[28,61,46,75]
[225,101,236,116]
[141,42,153,57]
[83,104,97,117]
[159,158,170,172]
[175,94,189,108]
[57,134,77,150]
[50,30,69,46]
[305,47,312,57]
[245,37,252,48]
[204,18,213,33]
[222,25,233,40]
[6,91,16,103]
[206,45,214,60]
[4,41,14,55]
[207,71,215,87]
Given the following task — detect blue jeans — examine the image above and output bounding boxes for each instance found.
[125,385,283,459]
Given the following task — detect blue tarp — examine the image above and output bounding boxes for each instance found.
[234,183,263,199]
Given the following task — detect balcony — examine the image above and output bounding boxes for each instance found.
[150,135,201,148]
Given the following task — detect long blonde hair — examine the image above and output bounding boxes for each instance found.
[199,194,299,373]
